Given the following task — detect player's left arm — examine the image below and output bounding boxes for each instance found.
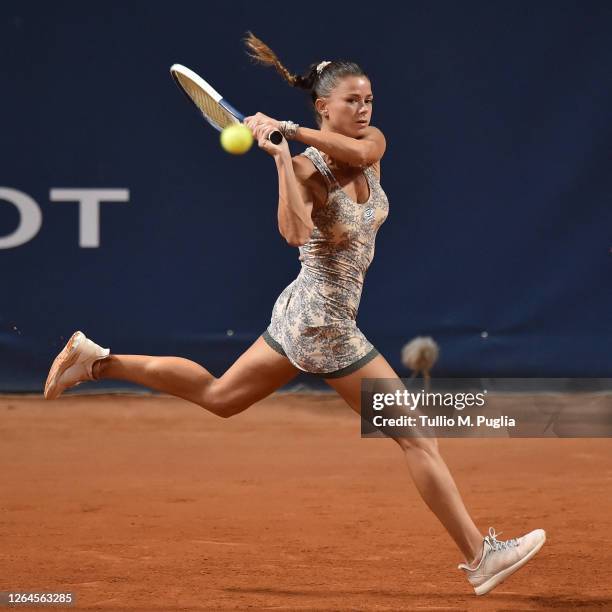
[243,113,385,168]
[293,125,386,168]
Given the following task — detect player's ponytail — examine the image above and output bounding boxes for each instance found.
[243,31,369,126]
[243,31,316,89]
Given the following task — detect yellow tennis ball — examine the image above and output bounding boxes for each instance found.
[220,124,254,155]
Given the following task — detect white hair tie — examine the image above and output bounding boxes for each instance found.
[316,61,332,75]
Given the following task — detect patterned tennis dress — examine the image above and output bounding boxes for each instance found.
[263,146,389,378]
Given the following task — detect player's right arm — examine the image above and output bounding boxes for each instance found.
[274,152,316,247]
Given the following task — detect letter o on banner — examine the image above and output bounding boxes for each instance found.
[0,187,42,249]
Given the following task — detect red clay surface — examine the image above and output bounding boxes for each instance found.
[1,393,611,611]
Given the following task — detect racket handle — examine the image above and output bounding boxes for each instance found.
[268,130,283,145]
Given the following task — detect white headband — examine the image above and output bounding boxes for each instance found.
[316,61,332,75]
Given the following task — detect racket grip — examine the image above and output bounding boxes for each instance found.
[268,130,283,145]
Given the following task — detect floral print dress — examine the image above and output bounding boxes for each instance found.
[263,146,389,377]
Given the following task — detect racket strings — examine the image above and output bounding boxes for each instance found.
[175,74,236,131]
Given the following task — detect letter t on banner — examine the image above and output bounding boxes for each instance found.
[50,189,130,248]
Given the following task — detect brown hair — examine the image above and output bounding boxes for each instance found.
[243,31,369,126]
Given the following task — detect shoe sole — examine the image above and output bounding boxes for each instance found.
[474,532,547,595]
[44,331,84,400]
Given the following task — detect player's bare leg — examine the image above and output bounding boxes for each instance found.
[45,334,299,418]
[324,353,484,565]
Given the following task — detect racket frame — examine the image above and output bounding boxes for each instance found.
[170,64,283,144]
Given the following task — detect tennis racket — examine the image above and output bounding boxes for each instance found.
[170,64,283,145]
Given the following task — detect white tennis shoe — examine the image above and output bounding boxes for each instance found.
[44,331,110,400]
[458,527,546,595]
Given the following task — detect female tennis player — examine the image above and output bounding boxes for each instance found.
[43,32,545,595]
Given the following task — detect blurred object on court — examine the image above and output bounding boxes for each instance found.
[402,336,439,391]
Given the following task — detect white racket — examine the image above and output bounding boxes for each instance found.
[170,64,283,144]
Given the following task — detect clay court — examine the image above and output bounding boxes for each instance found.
[1,392,611,611]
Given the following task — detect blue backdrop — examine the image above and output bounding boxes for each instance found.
[1,1,611,391]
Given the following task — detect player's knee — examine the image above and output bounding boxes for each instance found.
[200,382,244,419]
[394,435,439,455]
[215,401,244,419]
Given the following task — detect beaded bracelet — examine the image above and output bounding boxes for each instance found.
[279,120,300,139]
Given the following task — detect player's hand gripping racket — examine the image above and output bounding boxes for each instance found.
[170,64,283,145]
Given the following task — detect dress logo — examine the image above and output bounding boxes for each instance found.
[363,206,375,222]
